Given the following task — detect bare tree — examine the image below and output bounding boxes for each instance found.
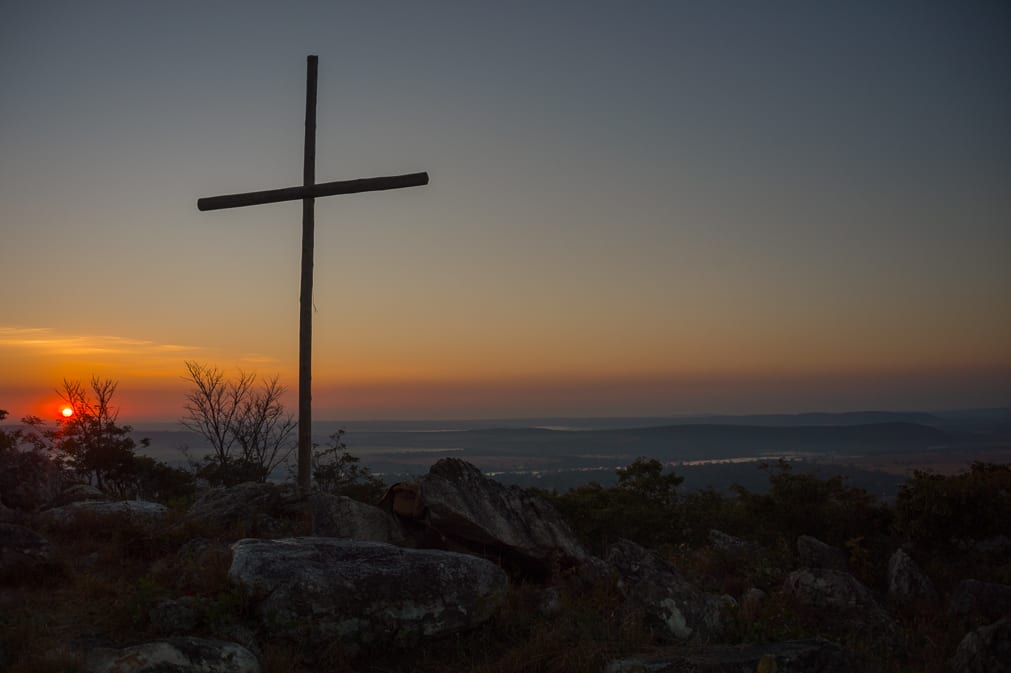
[181,362,296,484]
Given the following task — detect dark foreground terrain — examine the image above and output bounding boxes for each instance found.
[1,452,1009,673]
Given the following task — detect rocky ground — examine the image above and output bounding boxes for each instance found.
[1,457,1009,672]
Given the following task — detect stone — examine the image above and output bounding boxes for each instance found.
[950,618,1011,673]
[606,638,851,673]
[784,568,876,610]
[739,587,768,622]
[886,548,937,605]
[949,580,1011,624]
[0,523,51,573]
[149,597,202,635]
[785,567,903,654]
[186,482,306,537]
[796,535,848,571]
[311,493,410,545]
[85,637,260,673]
[414,458,589,578]
[708,529,756,554]
[605,539,725,643]
[51,483,105,507]
[229,537,507,652]
[41,499,168,525]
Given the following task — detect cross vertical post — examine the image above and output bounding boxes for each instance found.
[196,55,428,497]
[298,55,318,495]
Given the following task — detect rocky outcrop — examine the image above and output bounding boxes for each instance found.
[229,537,507,653]
[796,535,848,571]
[606,539,726,643]
[51,483,105,507]
[0,523,51,573]
[709,529,757,554]
[785,567,903,653]
[186,482,306,537]
[85,637,260,673]
[950,618,1011,673]
[41,499,168,525]
[784,568,876,609]
[887,548,937,605]
[311,493,410,545]
[606,638,851,673]
[413,458,589,577]
[949,580,1011,624]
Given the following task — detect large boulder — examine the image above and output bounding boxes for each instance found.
[607,638,851,673]
[41,500,168,526]
[186,482,306,537]
[229,537,507,653]
[950,618,1011,673]
[311,493,410,545]
[887,548,937,606]
[0,523,51,574]
[949,580,1011,625]
[85,637,259,673]
[50,483,106,507]
[784,568,877,609]
[606,539,726,643]
[412,458,589,578]
[796,535,848,571]
[785,567,903,653]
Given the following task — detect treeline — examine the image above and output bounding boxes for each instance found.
[0,365,384,511]
[546,457,1010,579]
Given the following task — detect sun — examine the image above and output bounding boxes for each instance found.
[61,406,74,418]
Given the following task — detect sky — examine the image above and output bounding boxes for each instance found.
[1,1,1009,422]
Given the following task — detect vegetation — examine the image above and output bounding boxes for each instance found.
[181,361,296,485]
[309,429,386,503]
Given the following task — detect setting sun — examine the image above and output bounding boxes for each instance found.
[61,406,73,418]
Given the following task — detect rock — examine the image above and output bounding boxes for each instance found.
[950,618,1011,673]
[51,483,106,507]
[0,523,52,573]
[536,586,563,618]
[973,535,1011,556]
[85,637,260,673]
[796,535,848,571]
[229,537,507,652]
[186,482,306,537]
[606,638,851,673]
[785,567,903,653]
[739,587,768,622]
[311,493,410,545]
[41,499,168,525]
[414,458,589,578]
[149,597,202,634]
[605,539,725,643]
[887,548,937,605]
[708,529,756,554]
[949,580,1011,624]
[784,568,876,610]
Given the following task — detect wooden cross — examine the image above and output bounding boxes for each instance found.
[197,55,428,494]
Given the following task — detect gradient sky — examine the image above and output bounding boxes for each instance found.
[2,1,1009,422]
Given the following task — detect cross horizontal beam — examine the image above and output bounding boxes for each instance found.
[197,171,429,211]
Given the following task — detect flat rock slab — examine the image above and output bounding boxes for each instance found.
[229,537,507,651]
[607,638,851,673]
[85,637,259,673]
[0,523,51,572]
[41,500,167,525]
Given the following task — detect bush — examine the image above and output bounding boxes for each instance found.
[895,462,1011,551]
[310,430,386,503]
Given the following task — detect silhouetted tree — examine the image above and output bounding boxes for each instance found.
[181,361,296,484]
[49,377,149,493]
